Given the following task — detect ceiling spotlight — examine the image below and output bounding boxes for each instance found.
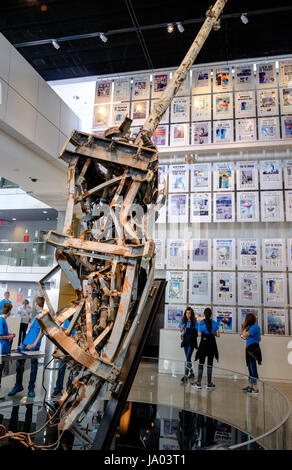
[167,23,174,33]
[52,39,60,50]
[176,22,184,33]
[240,13,248,24]
[99,33,108,43]
[12,218,16,221]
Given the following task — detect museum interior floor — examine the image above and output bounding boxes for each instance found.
[0,358,291,450]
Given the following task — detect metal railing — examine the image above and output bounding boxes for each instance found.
[0,241,55,269]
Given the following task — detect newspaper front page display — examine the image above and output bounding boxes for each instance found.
[190,193,211,223]
[176,71,190,96]
[170,124,189,146]
[285,191,292,221]
[214,306,235,333]
[152,73,169,99]
[191,122,211,145]
[152,125,169,147]
[238,272,261,306]
[258,117,280,141]
[192,306,205,324]
[165,271,187,304]
[238,239,260,271]
[261,191,284,222]
[213,239,235,270]
[130,126,141,140]
[192,95,211,121]
[263,273,287,307]
[236,118,257,142]
[213,193,235,223]
[257,89,279,116]
[111,103,130,126]
[235,91,256,118]
[113,77,130,102]
[234,65,254,90]
[213,272,236,305]
[132,75,150,100]
[263,239,286,271]
[166,239,187,270]
[155,198,166,224]
[236,161,258,191]
[190,163,211,192]
[279,60,292,87]
[189,271,211,304]
[164,305,186,329]
[158,165,168,191]
[168,194,188,223]
[192,69,211,94]
[92,103,110,129]
[260,160,283,190]
[94,80,112,103]
[264,309,288,335]
[171,97,190,123]
[280,87,292,115]
[213,162,234,191]
[237,192,259,222]
[131,100,149,125]
[169,165,189,193]
[284,160,292,189]
[213,68,232,92]
[287,239,292,271]
[154,239,165,270]
[282,116,292,140]
[213,120,234,144]
[239,308,262,331]
[151,100,170,124]
[257,63,277,88]
[213,93,233,120]
[189,239,211,270]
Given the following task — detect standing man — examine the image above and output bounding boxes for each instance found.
[16,299,33,346]
[8,296,45,398]
[0,303,16,395]
[0,292,12,314]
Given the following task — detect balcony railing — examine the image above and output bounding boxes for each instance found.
[0,241,55,270]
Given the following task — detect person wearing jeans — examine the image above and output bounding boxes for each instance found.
[241,313,262,394]
[0,303,15,395]
[179,307,198,382]
[8,296,45,398]
[52,317,76,398]
[193,308,220,390]
[17,299,32,346]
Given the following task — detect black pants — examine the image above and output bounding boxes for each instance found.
[18,323,28,346]
[197,355,214,385]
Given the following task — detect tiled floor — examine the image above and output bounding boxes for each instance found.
[0,358,291,449]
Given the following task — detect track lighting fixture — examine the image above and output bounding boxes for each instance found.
[99,33,108,43]
[167,23,174,33]
[240,13,248,24]
[176,22,184,33]
[52,39,60,50]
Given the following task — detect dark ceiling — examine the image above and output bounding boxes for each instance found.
[0,0,292,81]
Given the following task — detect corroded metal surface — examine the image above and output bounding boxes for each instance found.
[34,0,228,443]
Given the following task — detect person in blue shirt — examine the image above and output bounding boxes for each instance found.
[8,296,45,398]
[241,313,262,394]
[0,303,16,394]
[193,308,220,390]
[52,317,76,398]
[0,292,12,314]
[179,307,198,383]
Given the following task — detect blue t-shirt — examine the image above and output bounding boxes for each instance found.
[23,312,43,351]
[198,319,218,336]
[179,319,198,335]
[0,299,12,313]
[246,324,261,347]
[0,316,10,354]
[63,318,76,337]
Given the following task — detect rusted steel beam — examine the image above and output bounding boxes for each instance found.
[135,0,228,144]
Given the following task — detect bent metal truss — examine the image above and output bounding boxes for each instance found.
[34,0,228,445]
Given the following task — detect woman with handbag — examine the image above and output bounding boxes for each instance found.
[179,307,198,383]
[241,313,262,394]
[193,308,220,390]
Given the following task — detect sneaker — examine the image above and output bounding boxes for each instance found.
[193,382,202,389]
[242,386,252,392]
[188,373,195,380]
[28,391,35,398]
[8,384,24,396]
[51,390,62,399]
[206,383,216,390]
[180,376,188,383]
[247,388,259,395]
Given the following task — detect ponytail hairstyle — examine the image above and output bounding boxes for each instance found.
[242,313,256,332]
[204,307,213,334]
[182,307,195,327]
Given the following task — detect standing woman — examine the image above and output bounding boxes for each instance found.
[194,308,220,390]
[17,299,32,346]
[241,313,262,394]
[179,307,198,382]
